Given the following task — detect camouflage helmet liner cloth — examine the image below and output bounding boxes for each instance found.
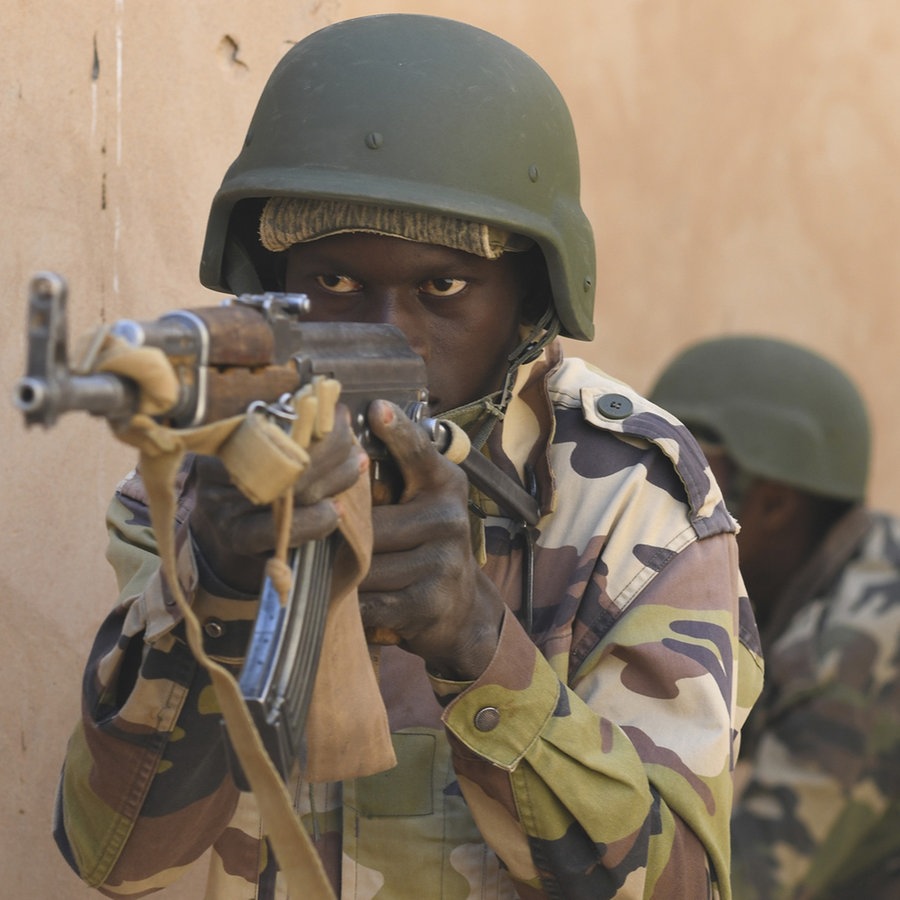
[649,335,871,502]
[200,14,596,340]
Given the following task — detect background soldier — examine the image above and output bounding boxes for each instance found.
[650,334,900,898]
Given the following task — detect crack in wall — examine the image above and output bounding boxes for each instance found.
[219,34,248,70]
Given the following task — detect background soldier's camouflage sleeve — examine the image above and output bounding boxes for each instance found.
[731,512,900,899]
[53,347,764,899]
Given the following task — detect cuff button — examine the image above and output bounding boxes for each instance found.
[474,706,501,732]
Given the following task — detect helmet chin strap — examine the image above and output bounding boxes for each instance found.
[508,305,561,372]
[441,306,559,452]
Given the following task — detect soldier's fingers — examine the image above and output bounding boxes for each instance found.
[366,399,446,497]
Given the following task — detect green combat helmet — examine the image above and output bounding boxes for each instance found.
[648,335,870,502]
[199,14,596,341]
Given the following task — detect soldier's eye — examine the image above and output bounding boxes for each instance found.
[421,277,468,297]
[316,274,362,294]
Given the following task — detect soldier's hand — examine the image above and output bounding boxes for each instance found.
[189,405,366,594]
[359,399,506,681]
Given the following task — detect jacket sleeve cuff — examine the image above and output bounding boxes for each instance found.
[142,525,257,653]
[432,610,562,770]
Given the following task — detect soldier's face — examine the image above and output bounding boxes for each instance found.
[285,233,529,414]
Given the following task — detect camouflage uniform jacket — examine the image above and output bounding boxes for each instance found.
[731,507,900,899]
[54,341,763,899]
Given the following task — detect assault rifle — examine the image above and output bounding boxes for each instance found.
[14,271,539,781]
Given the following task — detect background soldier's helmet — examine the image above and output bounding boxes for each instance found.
[649,335,871,501]
[200,14,596,341]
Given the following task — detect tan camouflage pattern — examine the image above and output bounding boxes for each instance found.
[54,340,763,898]
[731,507,900,898]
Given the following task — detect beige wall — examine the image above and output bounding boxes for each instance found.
[3,2,898,894]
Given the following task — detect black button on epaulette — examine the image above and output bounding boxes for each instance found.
[596,393,633,420]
